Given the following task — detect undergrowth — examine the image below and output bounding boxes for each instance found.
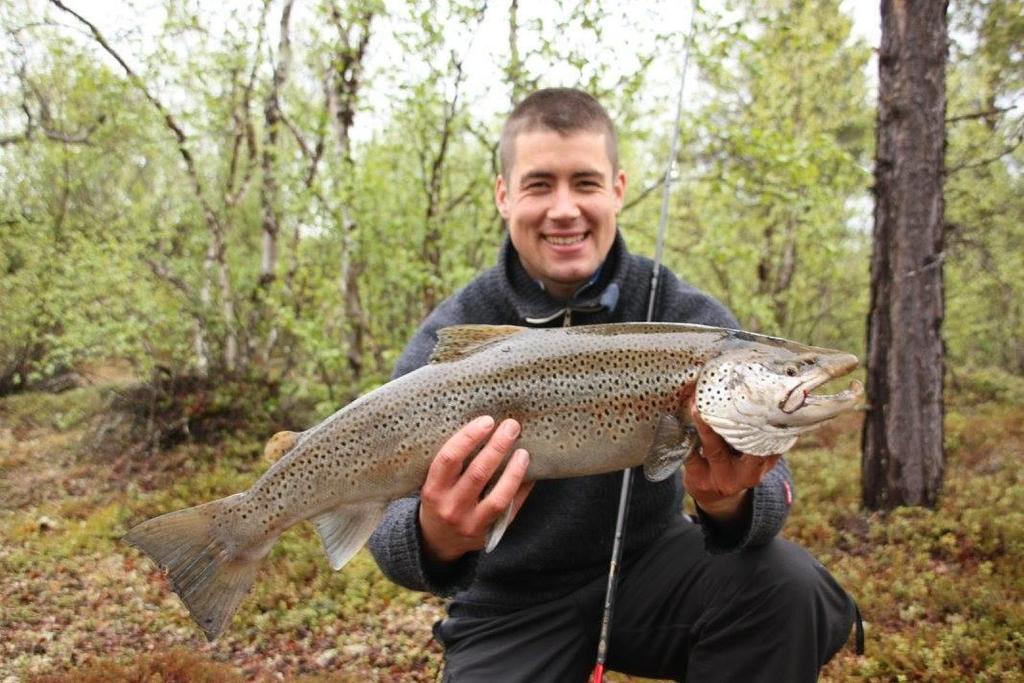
[1,367,1022,682]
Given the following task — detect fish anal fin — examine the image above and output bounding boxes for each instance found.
[644,415,698,482]
[429,325,527,363]
[312,504,386,570]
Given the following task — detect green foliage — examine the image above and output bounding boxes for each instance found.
[640,0,875,354]
[943,1,1024,372]
[0,0,1019,400]
[0,45,180,391]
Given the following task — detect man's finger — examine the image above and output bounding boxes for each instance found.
[425,415,496,489]
[760,454,781,477]
[452,418,521,501]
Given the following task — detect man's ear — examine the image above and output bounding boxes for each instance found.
[495,174,510,220]
[613,169,627,213]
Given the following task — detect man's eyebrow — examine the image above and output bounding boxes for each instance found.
[518,169,605,181]
[519,170,555,181]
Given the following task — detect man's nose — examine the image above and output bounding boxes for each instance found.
[547,184,582,221]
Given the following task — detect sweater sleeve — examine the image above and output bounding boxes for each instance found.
[659,274,793,552]
[367,496,481,596]
[367,296,482,594]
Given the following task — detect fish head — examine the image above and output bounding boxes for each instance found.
[694,343,863,456]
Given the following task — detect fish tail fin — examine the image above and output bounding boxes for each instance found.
[124,493,265,641]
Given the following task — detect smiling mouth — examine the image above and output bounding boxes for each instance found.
[544,233,587,246]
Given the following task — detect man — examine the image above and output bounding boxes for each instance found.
[368,88,855,682]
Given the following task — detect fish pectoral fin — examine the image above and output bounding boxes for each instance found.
[643,415,699,482]
[312,503,386,571]
[485,501,516,553]
[429,325,527,363]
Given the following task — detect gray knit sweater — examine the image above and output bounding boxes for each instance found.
[367,233,793,608]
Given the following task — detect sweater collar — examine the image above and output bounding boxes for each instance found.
[500,231,629,325]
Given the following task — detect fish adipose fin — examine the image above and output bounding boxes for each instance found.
[263,430,300,463]
[429,325,527,363]
[124,493,261,641]
[644,415,699,482]
[484,501,516,552]
[312,503,386,570]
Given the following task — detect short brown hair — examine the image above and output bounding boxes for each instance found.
[499,88,619,179]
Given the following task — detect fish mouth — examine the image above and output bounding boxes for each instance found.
[779,377,864,425]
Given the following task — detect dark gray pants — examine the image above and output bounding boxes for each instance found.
[434,519,855,682]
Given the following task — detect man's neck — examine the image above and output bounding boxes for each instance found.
[522,263,605,303]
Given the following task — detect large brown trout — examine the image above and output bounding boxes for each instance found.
[125,323,863,640]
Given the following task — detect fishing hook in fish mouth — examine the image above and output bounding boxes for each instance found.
[780,376,823,414]
[780,377,864,415]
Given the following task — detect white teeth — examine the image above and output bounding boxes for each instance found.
[545,234,586,246]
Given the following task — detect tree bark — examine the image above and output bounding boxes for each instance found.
[507,0,524,107]
[259,0,295,288]
[862,0,948,509]
[421,56,465,314]
[327,2,375,380]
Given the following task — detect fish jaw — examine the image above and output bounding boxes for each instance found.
[695,347,863,455]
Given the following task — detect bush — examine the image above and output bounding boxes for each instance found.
[947,366,1024,407]
[83,370,317,462]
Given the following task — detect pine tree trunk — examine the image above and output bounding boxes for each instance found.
[862,0,948,509]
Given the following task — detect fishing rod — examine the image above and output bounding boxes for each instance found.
[590,3,699,681]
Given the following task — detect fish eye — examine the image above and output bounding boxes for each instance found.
[785,366,797,377]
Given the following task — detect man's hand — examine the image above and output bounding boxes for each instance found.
[682,390,781,524]
[419,416,534,564]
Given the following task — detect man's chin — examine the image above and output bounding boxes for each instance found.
[546,265,598,290]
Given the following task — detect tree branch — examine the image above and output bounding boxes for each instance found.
[945,104,1017,125]
[1,64,104,146]
[621,173,667,213]
[945,133,1024,175]
[47,0,221,234]
[225,2,268,207]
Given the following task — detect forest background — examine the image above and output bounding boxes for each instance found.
[1,0,1022,681]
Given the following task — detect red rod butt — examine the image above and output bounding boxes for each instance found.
[590,663,605,683]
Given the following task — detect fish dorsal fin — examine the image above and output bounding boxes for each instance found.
[429,325,527,363]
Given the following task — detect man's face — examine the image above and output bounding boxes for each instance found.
[495,129,626,300]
